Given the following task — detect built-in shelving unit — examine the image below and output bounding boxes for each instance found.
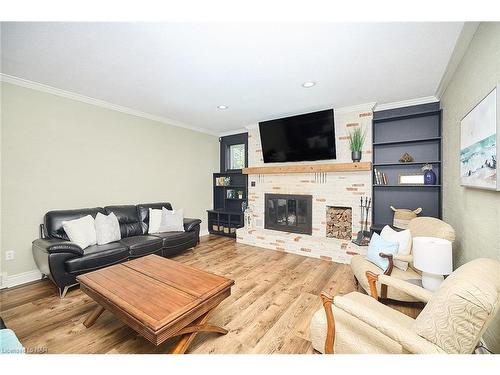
[371,102,442,232]
[208,172,248,238]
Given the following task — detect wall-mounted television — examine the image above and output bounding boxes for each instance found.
[259,109,336,163]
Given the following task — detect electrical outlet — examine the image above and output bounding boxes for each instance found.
[5,251,14,261]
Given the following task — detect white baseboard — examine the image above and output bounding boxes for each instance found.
[1,269,42,289]
[200,229,210,237]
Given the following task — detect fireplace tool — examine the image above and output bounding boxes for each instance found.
[352,197,371,246]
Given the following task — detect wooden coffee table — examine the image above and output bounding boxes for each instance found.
[77,254,234,354]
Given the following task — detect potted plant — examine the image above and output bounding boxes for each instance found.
[348,127,366,162]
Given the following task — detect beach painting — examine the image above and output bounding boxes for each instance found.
[460,88,498,190]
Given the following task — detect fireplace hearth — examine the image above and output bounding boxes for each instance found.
[264,193,312,235]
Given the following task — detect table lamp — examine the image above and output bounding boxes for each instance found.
[412,236,453,291]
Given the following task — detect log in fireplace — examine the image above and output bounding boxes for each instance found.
[264,193,312,235]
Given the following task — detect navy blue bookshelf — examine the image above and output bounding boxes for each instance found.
[371,102,442,232]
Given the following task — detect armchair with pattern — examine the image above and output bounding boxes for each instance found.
[310,258,500,354]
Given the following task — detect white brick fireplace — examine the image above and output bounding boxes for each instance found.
[236,104,374,264]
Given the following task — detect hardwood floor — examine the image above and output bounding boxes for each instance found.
[0,235,420,354]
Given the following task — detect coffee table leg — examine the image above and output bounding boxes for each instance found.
[83,305,105,328]
[170,309,227,354]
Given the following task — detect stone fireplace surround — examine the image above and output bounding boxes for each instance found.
[236,104,374,264]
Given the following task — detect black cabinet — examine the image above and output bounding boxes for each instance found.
[208,172,247,238]
[371,102,442,232]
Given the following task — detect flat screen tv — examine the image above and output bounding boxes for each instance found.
[259,109,336,163]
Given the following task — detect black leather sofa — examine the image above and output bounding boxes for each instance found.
[32,202,201,297]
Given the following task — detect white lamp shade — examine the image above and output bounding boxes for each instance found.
[413,236,453,275]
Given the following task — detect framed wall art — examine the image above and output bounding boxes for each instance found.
[398,173,425,185]
[460,87,499,191]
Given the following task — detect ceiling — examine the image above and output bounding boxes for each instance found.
[1,22,463,135]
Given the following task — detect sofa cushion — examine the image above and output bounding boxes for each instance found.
[95,212,121,245]
[45,207,104,240]
[65,242,129,274]
[158,208,185,232]
[137,202,173,234]
[152,231,194,247]
[104,205,142,238]
[120,235,163,258]
[62,215,97,250]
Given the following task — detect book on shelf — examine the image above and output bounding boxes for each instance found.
[373,169,388,185]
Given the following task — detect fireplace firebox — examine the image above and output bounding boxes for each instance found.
[264,194,312,235]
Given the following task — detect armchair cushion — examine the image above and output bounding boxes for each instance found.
[408,217,455,242]
[380,226,412,271]
[311,292,442,354]
[333,292,443,354]
[414,258,500,354]
[366,233,399,272]
[351,255,421,302]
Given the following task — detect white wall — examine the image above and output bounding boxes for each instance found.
[1,82,219,279]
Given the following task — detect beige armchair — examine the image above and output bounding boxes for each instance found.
[350,217,455,302]
[310,258,500,354]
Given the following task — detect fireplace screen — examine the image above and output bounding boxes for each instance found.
[265,194,312,235]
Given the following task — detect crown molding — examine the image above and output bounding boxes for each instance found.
[334,102,376,115]
[435,22,480,99]
[0,74,218,136]
[374,96,439,112]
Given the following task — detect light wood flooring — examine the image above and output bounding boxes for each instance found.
[0,235,420,354]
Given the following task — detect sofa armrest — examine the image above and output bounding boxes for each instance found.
[333,293,443,353]
[32,238,83,256]
[184,218,201,232]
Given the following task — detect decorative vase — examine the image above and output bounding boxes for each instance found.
[422,163,437,185]
[351,151,362,162]
[424,169,437,185]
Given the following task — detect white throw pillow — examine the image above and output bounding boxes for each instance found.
[62,215,97,250]
[380,225,412,271]
[94,212,121,245]
[148,208,163,234]
[158,208,185,232]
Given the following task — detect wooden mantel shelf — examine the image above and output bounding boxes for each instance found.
[242,162,372,175]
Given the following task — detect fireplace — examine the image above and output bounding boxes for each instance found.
[264,194,312,235]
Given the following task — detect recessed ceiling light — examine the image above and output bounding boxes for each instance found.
[217,105,228,110]
[302,81,316,88]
